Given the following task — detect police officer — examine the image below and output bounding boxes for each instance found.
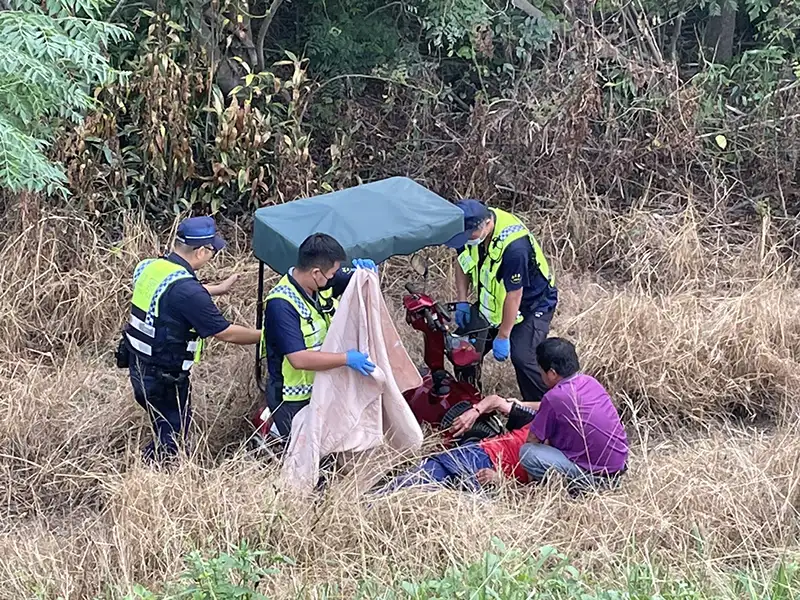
[446,200,557,402]
[123,216,262,462]
[262,233,377,438]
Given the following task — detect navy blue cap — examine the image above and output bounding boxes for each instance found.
[176,216,226,251]
[444,199,492,249]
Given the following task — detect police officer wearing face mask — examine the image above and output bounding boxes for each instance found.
[446,200,558,402]
[121,216,263,463]
[262,233,378,437]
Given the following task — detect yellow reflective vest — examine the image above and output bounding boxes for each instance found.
[126,258,203,372]
[262,274,337,402]
[457,208,554,327]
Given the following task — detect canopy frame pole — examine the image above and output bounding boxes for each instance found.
[255,259,266,392]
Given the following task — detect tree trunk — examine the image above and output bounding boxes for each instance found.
[704,0,737,63]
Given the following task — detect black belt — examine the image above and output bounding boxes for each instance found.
[158,370,189,384]
[130,355,189,383]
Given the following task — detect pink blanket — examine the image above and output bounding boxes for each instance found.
[280,269,424,493]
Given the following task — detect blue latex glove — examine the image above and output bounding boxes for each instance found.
[454,302,471,329]
[346,350,376,376]
[492,337,510,361]
[352,258,378,272]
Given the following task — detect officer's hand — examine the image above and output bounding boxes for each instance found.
[216,274,239,295]
[492,337,510,361]
[345,350,376,376]
[352,258,378,272]
[454,302,470,329]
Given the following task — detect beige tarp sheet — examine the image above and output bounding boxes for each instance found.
[280,269,424,493]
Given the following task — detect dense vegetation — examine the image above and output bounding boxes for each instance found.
[2,0,800,226]
[128,540,800,599]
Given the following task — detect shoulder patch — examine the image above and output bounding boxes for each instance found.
[510,273,522,284]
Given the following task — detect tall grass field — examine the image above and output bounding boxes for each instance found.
[0,198,798,599]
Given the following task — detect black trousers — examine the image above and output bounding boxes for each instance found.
[265,381,309,438]
[463,309,554,402]
[506,310,554,402]
[129,357,192,462]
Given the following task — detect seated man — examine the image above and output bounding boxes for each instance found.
[516,337,629,494]
[380,337,629,496]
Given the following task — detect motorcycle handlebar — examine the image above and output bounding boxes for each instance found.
[434,302,451,322]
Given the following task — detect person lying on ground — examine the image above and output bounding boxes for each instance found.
[376,393,538,493]
[381,337,629,495]
[261,233,378,438]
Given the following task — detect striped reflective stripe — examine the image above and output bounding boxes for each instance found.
[146,270,193,325]
[283,384,313,398]
[133,259,155,285]
[129,314,156,338]
[271,285,312,320]
[126,333,152,356]
[181,360,194,371]
[497,224,525,241]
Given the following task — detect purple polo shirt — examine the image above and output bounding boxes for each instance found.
[531,373,628,474]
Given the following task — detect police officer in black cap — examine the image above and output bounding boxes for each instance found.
[120,216,261,462]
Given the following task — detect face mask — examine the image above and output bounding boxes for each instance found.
[314,270,335,291]
[466,232,488,246]
[465,221,490,246]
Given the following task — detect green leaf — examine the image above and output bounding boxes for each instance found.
[0,5,129,193]
[715,134,728,150]
[237,168,249,190]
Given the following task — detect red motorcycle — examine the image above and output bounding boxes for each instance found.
[400,280,503,445]
[399,255,503,444]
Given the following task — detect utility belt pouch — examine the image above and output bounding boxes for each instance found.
[115,336,130,369]
[159,371,189,385]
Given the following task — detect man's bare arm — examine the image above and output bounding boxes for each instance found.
[454,257,471,302]
[286,349,347,372]
[204,274,239,297]
[214,324,261,345]
[487,396,540,415]
[450,395,540,436]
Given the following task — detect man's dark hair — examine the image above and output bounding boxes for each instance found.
[297,233,346,271]
[536,338,580,378]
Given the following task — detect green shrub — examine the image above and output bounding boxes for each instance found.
[125,541,292,600]
[126,537,800,600]
[0,0,130,194]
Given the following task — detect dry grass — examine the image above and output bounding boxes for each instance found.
[1,203,800,598]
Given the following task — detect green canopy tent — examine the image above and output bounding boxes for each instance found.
[251,176,464,386]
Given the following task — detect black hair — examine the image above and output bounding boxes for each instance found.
[536,337,580,378]
[297,233,346,271]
